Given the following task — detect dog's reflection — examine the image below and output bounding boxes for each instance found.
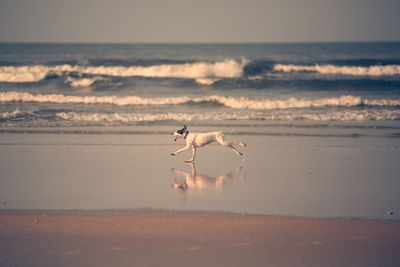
[171,163,245,191]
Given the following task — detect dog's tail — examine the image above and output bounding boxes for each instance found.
[226,129,237,135]
[225,129,246,147]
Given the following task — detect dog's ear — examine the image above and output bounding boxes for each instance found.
[183,125,187,130]
[177,126,186,135]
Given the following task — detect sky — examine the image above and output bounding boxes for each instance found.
[0,0,399,43]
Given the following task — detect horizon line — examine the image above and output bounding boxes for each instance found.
[1,40,400,45]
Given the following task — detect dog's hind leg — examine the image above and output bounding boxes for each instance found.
[227,144,243,156]
[231,141,246,147]
[216,134,243,156]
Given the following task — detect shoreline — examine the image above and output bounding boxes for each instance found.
[1,210,400,267]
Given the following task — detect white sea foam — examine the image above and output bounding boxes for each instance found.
[0,59,246,83]
[55,112,223,122]
[55,110,400,122]
[2,91,400,110]
[248,75,264,81]
[0,91,191,106]
[64,76,108,88]
[282,110,400,121]
[2,108,399,123]
[0,65,54,82]
[274,64,400,76]
[195,78,221,85]
[0,109,22,119]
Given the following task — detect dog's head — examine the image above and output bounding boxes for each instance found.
[172,125,187,142]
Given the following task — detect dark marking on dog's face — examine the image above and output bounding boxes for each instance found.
[177,125,187,135]
[172,125,187,142]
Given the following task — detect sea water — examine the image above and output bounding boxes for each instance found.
[0,43,399,219]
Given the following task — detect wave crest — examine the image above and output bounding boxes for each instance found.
[195,78,221,85]
[2,108,400,124]
[0,109,23,119]
[274,64,400,76]
[0,59,247,83]
[55,110,400,122]
[64,76,107,88]
[2,91,400,110]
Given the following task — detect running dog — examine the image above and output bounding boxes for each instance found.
[171,125,246,163]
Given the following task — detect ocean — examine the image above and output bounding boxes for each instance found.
[1,43,400,219]
[1,42,400,128]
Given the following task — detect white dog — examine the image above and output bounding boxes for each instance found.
[171,125,246,163]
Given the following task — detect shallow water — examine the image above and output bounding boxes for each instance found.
[1,125,399,220]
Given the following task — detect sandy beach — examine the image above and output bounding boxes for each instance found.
[1,210,400,267]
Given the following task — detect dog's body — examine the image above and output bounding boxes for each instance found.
[171,126,246,163]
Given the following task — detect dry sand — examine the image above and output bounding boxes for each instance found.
[1,211,399,267]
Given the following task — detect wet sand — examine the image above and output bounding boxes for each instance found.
[1,211,400,267]
[1,129,399,219]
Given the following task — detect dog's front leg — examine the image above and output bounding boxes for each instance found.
[171,144,190,156]
[185,147,197,163]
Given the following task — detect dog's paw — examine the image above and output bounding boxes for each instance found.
[171,153,176,156]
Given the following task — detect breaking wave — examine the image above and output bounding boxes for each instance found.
[3,61,399,84]
[2,108,400,125]
[195,78,221,85]
[64,76,108,88]
[0,59,246,83]
[1,91,400,110]
[274,64,400,76]
[55,110,400,122]
[0,109,23,119]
